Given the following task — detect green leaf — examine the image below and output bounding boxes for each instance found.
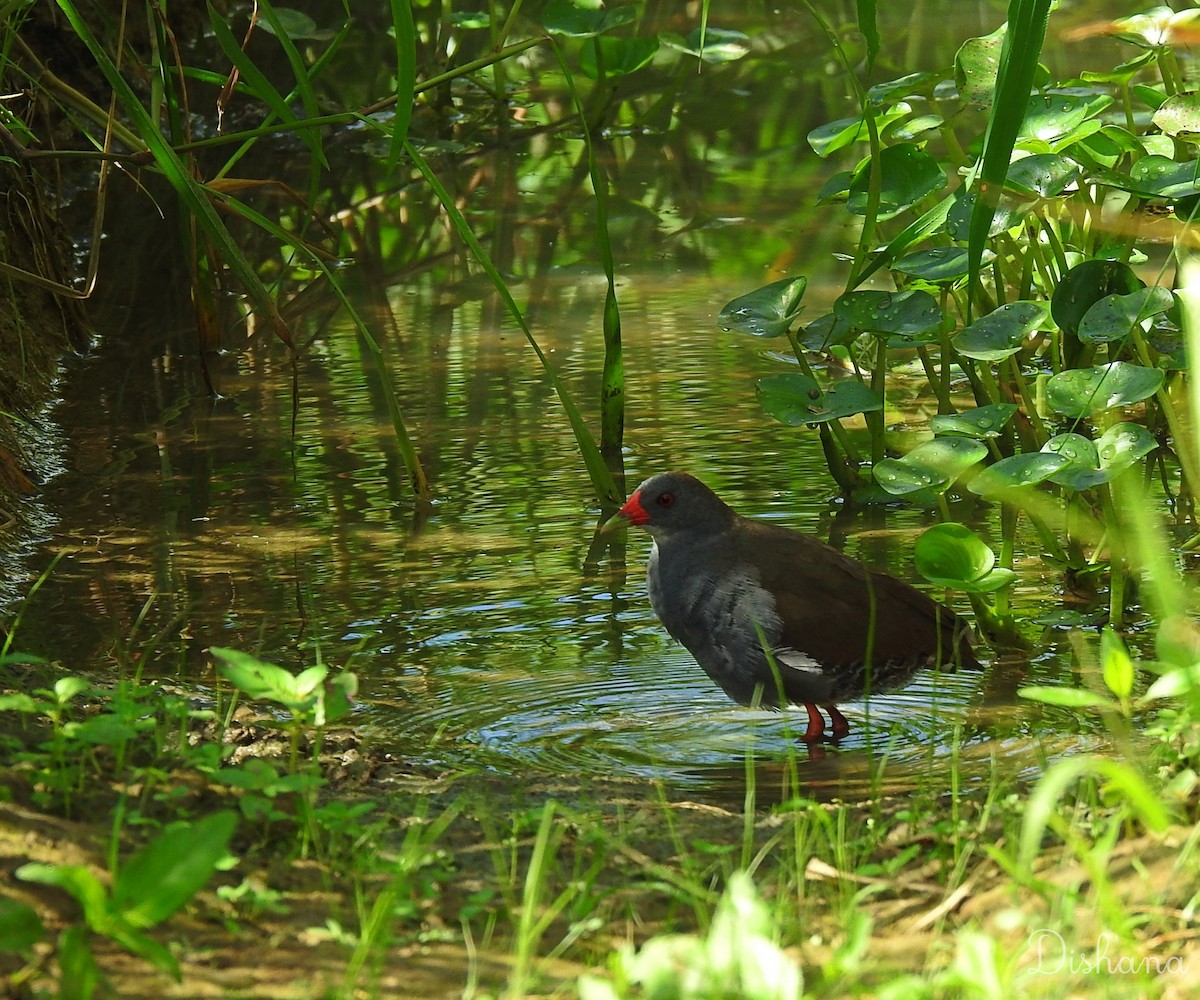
[929,403,1018,438]
[113,811,237,928]
[660,28,750,63]
[954,25,1006,104]
[953,301,1047,360]
[579,36,659,78]
[1043,423,1158,489]
[875,438,988,496]
[833,289,943,338]
[1144,660,1200,700]
[1044,362,1164,418]
[255,7,321,39]
[891,247,992,283]
[1019,92,1112,145]
[1078,286,1175,344]
[719,277,807,338]
[847,143,946,221]
[799,311,856,350]
[59,925,104,1000]
[913,522,1016,592]
[17,864,109,929]
[807,104,915,158]
[1051,259,1143,336]
[1101,627,1135,701]
[212,647,306,704]
[1017,685,1119,710]
[542,0,639,37]
[968,452,1070,497]
[1005,153,1081,197]
[1153,92,1200,140]
[0,898,45,951]
[755,373,882,426]
[54,677,90,704]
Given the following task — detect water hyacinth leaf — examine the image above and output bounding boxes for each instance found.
[1152,92,1200,139]
[914,523,1016,592]
[953,301,1047,360]
[1043,433,1102,489]
[866,70,942,103]
[661,28,751,62]
[946,189,1022,239]
[579,36,659,78]
[833,288,943,338]
[542,0,639,36]
[883,113,945,144]
[1045,361,1164,418]
[756,373,882,426]
[1096,420,1158,468]
[891,246,993,283]
[1078,286,1175,343]
[1128,155,1200,198]
[1019,93,1113,144]
[719,277,807,338]
[256,7,323,38]
[930,403,1019,438]
[449,11,492,28]
[968,452,1070,497]
[1051,259,1143,335]
[954,24,1006,104]
[875,437,987,495]
[1005,153,1081,197]
[799,311,856,350]
[847,143,947,221]
[808,103,912,158]
[1046,422,1157,490]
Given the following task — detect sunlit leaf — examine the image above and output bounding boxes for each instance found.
[1017,685,1118,709]
[1005,153,1081,197]
[1051,259,1143,335]
[1019,93,1112,144]
[847,143,946,221]
[929,403,1018,438]
[798,311,855,350]
[891,246,992,283]
[1153,92,1200,139]
[661,28,751,63]
[1045,361,1164,418]
[954,25,1006,104]
[833,289,943,338]
[875,438,987,496]
[968,452,1069,497]
[579,36,659,78]
[953,301,1047,360]
[914,522,1016,592]
[1078,286,1175,343]
[755,373,882,426]
[1101,627,1135,701]
[719,277,807,338]
[542,0,639,37]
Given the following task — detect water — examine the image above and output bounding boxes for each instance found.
[3,2,1140,795]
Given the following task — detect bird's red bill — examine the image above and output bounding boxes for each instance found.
[618,490,650,525]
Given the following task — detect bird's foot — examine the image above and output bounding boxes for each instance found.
[827,704,851,739]
[800,703,850,742]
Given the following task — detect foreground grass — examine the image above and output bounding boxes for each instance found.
[0,642,1197,1000]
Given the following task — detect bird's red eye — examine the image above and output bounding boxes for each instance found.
[656,492,675,508]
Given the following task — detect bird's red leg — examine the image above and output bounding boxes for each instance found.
[801,703,825,741]
[827,704,850,739]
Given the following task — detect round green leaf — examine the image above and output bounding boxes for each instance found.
[1043,433,1102,490]
[954,25,1005,105]
[968,452,1071,497]
[847,143,947,221]
[1051,259,1143,336]
[875,437,988,496]
[259,8,323,39]
[833,289,943,338]
[807,103,913,158]
[579,36,660,78]
[1017,686,1119,710]
[1153,92,1200,140]
[946,189,1022,240]
[799,311,855,350]
[1005,154,1082,197]
[542,0,639,37]
[1045,361,1164,418]
[718,277,807,338]
[1127,156,1200,198]
[1020,93,1113,144]
[755,373,882,426]
[914,522,1017,592]
[929,403,1019,438]
[891,247,993,283]
[1078,286,1175,343]
[953,301,1047,360]
[1096,420,1158,469]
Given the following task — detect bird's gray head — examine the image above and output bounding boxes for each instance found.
[605,471,737,540]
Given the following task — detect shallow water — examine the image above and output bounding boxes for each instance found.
[4,2,1142,795]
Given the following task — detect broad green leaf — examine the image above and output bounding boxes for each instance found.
[542,0,639,37]
[1017,685,1119,710]
[719,277,807,338]
[866,71,942,103]
[255,7,321,39]
[17,864,109,928]
[1051,259,1143,336]
[882,112,944,144]
[755,373,882,426]
[59,926,103,1000]
[807,103,913,158]
[1144,660,1200,700]
[579,36,659,79]
[1005,153,1081,197]
[953,301,1047,360]
[875,438,987,496]
[946,189,1022,240]
[449,11,492,28]
[1019,93,1112,144]
[1078,286,1175,343]
[1096,420,1158,469]
[1042,433,1100,489]
[211,647,301,702]
[1101,627,1135,701]
[968,452,1069,497]
[113,811,237,928]
[891,247,992,283]
[799,311,855,350]
[54,677,90,704]
[929,403,1018,438]
[833,289,943,338]
[847,143,946,221]
[954,25,1006,104]
[1045,361,1164,418]
[914,522,1016,592]
[0,898,45,951]
[1045,422,1158,490]
[1152,92,1200,139]
[1127,156,1200,198]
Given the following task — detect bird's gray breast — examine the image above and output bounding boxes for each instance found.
[646,539,783,704]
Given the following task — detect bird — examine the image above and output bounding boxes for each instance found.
[602,471,980,741]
